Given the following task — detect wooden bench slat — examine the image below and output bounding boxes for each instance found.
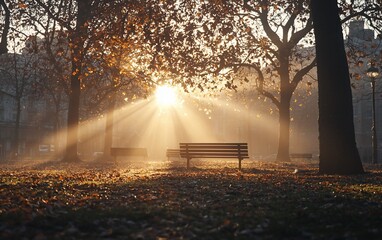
[181,152,247,156]
[167,149,180,152]
[166,149,181,160]
[110,147,148,161]
[179,142,249,170]
[181,155,246,158]
[180,153,249,158]
[290,153,313,159]
[180,144,247,148]
[180,147,248,151]
[181,149,248,153]
[180,142,248,145]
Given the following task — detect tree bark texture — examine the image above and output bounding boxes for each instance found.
[310,0,364,174]
[11,98,21,160]
[0,0,10,55]
[62,0,91,162]
[276,50,293,161]
[276,94,291,161]
[103,95,116,162]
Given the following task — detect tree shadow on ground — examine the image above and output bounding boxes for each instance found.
[0,160,381,239]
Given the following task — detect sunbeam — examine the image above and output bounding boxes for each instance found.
[155,85,178,107]
[38,87,285,163]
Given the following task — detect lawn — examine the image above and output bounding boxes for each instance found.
[0,159,381,239]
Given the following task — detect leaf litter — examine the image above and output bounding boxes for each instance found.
[0,159,381,239]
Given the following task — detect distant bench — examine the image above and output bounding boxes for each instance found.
[110,147,148,162]
[179,143,249,170]
[166,149,181,160]
[290,153,313,159]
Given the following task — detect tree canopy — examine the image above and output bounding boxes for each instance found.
[144,0,381,161]
[0,0,381,170]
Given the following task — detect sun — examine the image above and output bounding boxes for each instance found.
[155,85,178,106]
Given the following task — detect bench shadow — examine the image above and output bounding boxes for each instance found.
[26,158,118,170]
[164,164,277,175]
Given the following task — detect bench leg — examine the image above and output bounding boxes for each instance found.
[187,158,190,169]
[238,158,242,171]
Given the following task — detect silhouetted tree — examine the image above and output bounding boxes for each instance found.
[0,0,10,55]
[31,0,148,162]
[32,0,94,162]
[150,1,316,161]
[311,0,364,174]
[152,0,380,161]
[28,0,160,162]
[0,52,38,159]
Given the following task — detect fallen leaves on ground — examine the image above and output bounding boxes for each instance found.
[0,159,381,239]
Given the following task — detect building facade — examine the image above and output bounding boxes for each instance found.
[0,53,58,160]
[347,20,382,163]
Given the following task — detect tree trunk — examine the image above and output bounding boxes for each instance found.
[0,0,10,55]
[62,0,90,162]
[310,0,364,174]
[276,51,292,161]
[277,94,291,161]
[53,117,61,159]
[103,98,116,162]
[104,111,113,150]
[63,71,81,162]
[11,98,21,160]
[53,99,61,159]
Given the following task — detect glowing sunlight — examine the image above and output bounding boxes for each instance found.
[155,85,178,106]
[38,87,280,163]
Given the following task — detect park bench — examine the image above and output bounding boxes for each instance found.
[166,149,181,160]
[290,153,313,159]
[110,147,148,162]
[179,143,249,170]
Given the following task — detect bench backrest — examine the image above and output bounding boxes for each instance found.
[179,143,249,159]
[110,147,148,157]
[166,149,181,156]
[290,153,312,158]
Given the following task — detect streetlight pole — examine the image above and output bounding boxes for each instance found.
[367,66,379,164]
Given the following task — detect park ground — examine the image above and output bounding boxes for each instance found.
[0,158,381,240]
